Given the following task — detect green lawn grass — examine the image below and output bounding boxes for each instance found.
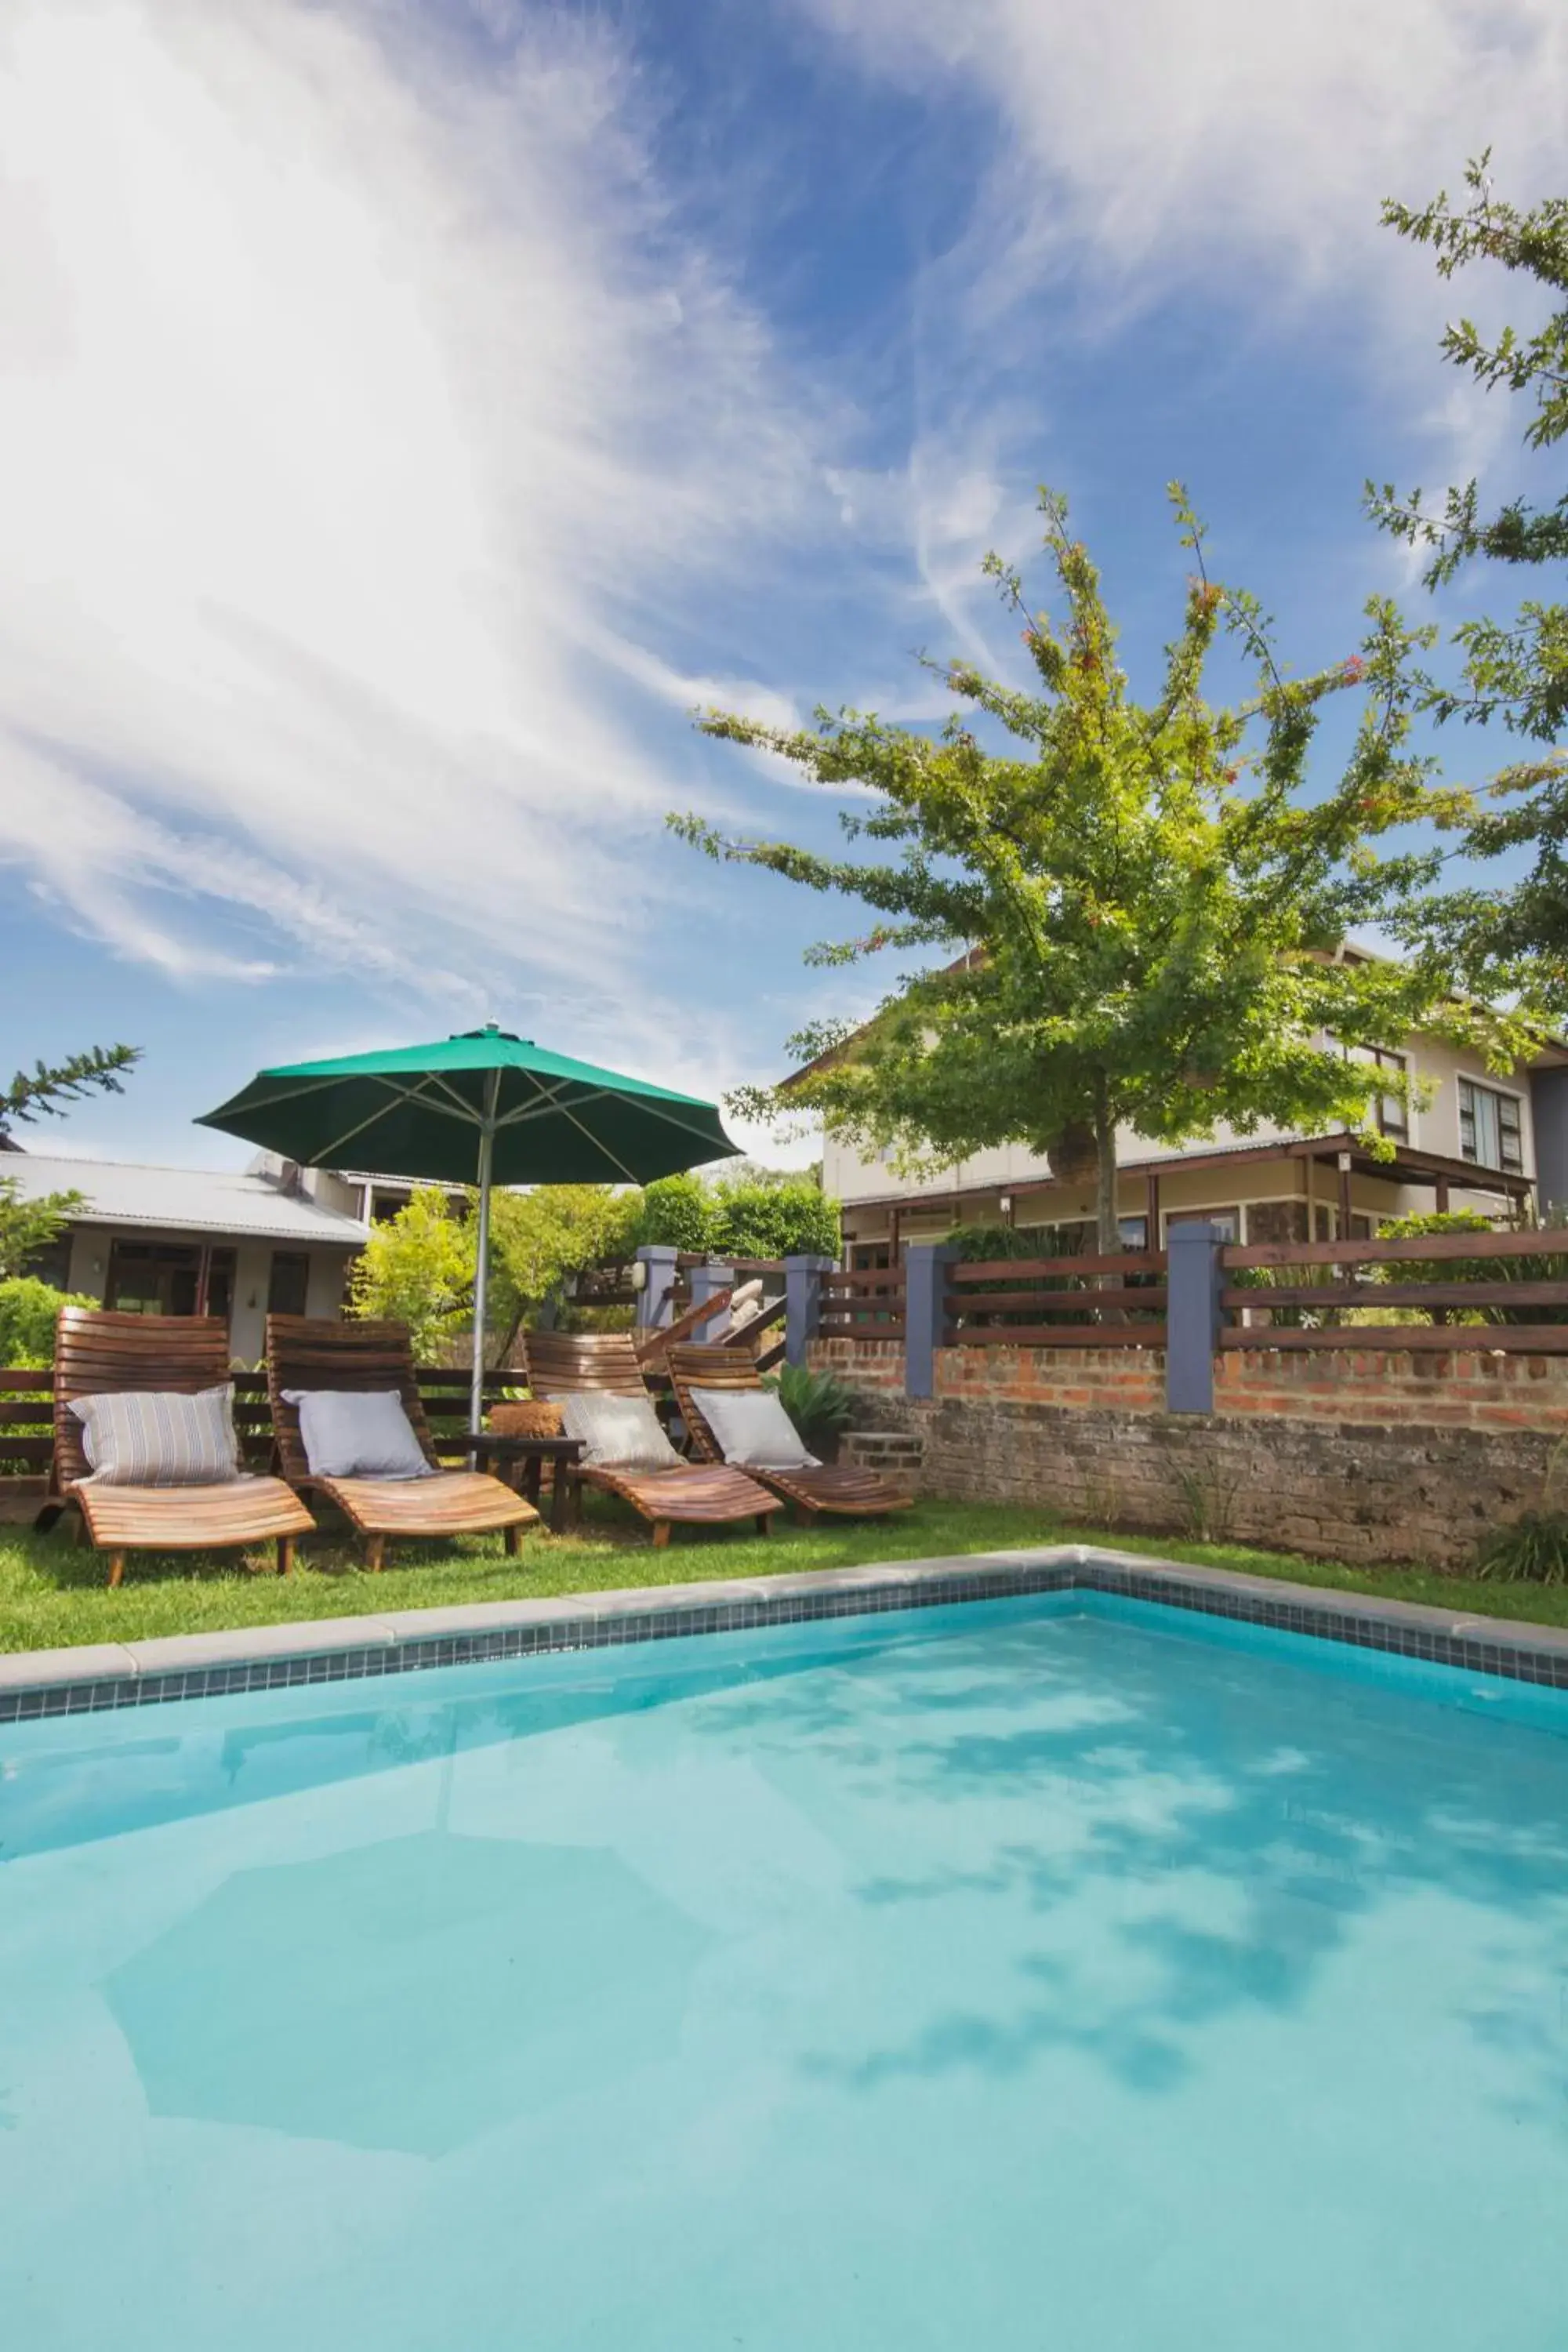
[2,1493,1564,1653]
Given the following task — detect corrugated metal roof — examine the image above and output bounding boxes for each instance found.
[2,1156,371,1244]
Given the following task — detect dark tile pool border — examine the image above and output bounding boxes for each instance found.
[3,1546,1568,1722]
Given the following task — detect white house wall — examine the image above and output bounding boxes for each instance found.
[59,1228,358,1367]
[822,1027,1542,1210]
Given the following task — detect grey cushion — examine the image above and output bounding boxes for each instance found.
[688,1386,818,1469]
[69,1386,241,1486]
[550,1391,682,1471]
[281,1389,435,1481]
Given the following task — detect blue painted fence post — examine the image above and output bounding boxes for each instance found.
[634,1243,680,1337]
[688,1258,735,1342]
[904,1243,958,1400]
[784,1253,836,1367]
[1165,1221,1225,1414]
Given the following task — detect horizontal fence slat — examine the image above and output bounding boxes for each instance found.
[1219,1325,1568,1353]
[951,1250,1167,1283]
[1222,1279,1568,1312]
[1225,1228,1568,1270]
[824,1270,909,1294]
[0,1437,53,1461]
[949,1325,1167,1349]
[949,1284,1167,1314]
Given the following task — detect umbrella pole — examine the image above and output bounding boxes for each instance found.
[470,1083,498,1461]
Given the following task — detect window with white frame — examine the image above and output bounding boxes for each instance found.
[1458,1080,1524,1175]
[1365,1047,1408,1142]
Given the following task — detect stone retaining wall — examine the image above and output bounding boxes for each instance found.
[915,1395,1557,1570]
[809,1334,1568,1571]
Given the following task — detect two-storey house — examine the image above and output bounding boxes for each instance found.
[804,1007,1568,1269]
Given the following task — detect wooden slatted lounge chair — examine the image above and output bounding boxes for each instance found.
[521,1330,782,1548]
[267,1316,539,1570]
[39,1308,315,1588]
[666,1343,915,1524]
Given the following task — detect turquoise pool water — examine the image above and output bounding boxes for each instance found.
[3,1592,1567,2350]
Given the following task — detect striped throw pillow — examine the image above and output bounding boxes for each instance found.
[69,1386,241,1486]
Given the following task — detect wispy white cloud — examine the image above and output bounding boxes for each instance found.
[0,0,833,1024]
[793,0,1568,308]
[790,0,1568,675]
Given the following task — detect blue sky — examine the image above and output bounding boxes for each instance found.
[1,0,1564,1169]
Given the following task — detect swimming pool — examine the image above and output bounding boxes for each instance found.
[3,1587,1566,2350]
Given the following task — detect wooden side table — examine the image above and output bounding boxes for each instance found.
[457,1432,585,1534]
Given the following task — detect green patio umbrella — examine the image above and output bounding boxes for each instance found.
[198,1023,740,1432]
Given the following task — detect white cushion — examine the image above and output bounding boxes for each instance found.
[70,1386,241,1486]
[688,1386,818,1469]
[281,1389,435,1481]
[550,1390,682,1471]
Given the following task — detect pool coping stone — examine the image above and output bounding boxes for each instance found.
[2,1544,1567,1719]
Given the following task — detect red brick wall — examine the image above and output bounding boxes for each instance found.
[808,1338,907,1394]
[818,1333,1568,1436]
[1210,1346,1568,1432]
[935,1346,1166,1414]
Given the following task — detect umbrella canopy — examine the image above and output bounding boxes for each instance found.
[198,1024,740,1428]
[198,1023,739,1187]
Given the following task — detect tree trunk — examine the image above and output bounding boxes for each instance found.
[1092,1078,1119,1257]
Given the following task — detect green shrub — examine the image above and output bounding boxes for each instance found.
[634,1171,842,1261]
[633,1174,713,1254]
[0,1277,91,1475]
[1374,1209,1567,1324]
[0,1276,94,1367]
[766,1360,859,1452]
[709,1176,840,1261]
[1475,1512,1568,1584]
[946,1221,1076,1261]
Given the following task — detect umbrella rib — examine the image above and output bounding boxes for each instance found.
[494,1070,706,1181]
[593,1093,738,1152]
[312,1075,480,1167]
[425,1073,486,1122]
[547,1096,644,1184]
[496,1082,725,1150]
[494,1079,606,1129]
[214,1071,360,1115]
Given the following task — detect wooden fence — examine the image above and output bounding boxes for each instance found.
[1219,1227,1568,1351]
[944,1249,1168,1348]
[820,1269,906,1338]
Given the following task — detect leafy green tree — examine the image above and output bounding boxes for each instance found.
[0,1040,141,1279]
[633,1174,713,1254]
[0,1043,140,1142]
[487,1185,640,1362]
[348,1187,474,1360]
[708,1172,840,1259]
[676,488,1508,1250]
[1369,156,1568,1011]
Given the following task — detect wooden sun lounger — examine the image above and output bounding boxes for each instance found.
[666,1343,914,1523]
[267,1316,539,1570]
[521,1330,782,1548]
[38,1308,315,1588]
